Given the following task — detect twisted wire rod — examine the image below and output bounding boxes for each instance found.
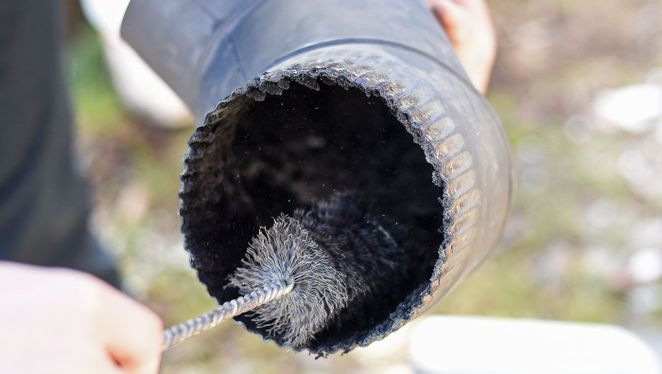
[162,280,294,350]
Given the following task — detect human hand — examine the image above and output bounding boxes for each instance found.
[428,0,497,94]
[0,262,163,374]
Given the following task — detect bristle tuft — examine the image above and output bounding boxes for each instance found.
[228,215,349,348]
[229,192,412,350]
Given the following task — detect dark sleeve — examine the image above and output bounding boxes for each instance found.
[0,0,119,286]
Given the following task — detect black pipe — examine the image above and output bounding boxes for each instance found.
[122,0,512,355]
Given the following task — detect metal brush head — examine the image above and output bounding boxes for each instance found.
[228,215,352,348]
[228,192,416,350]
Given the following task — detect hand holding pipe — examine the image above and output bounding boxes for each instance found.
[122,0,512,355]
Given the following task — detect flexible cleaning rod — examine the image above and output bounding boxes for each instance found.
[162,281,294,350]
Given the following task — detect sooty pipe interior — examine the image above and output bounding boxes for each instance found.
[187,79,444,350]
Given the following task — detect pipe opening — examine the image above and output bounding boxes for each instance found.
[180,74,445,353]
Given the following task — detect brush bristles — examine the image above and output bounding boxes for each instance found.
[229,192,412,349]
[228,215,349,348]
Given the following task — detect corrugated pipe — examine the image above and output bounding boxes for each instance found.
[121,0,512,355]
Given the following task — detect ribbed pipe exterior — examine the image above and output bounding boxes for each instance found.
[179,44,511,354]
[123,0,512,355]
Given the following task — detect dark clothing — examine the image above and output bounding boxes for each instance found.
[0,0,119,286]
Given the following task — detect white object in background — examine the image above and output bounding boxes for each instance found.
[409,316,661,374]
[628,247,662,285]
[80,0,192,127]
[593,84,662,134]
[352,324,414,374]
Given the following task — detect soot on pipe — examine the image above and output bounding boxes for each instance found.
[122,0,512,355]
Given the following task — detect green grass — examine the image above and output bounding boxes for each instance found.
[68,24,127,137]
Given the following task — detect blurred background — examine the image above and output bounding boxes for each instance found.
[61,0,661,372]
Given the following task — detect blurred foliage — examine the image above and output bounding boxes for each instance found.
[66,0,662,372]
[69,24,125,136]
